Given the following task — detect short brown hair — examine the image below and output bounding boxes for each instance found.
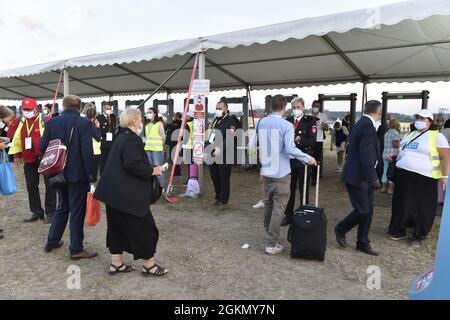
[63,95,82,111]
[271,95,287,112]
[0,105,13,119]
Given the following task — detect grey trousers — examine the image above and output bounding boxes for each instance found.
[263,175,291,247]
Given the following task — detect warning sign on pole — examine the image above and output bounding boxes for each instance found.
[193,94,206,164]
[191,80,210,97]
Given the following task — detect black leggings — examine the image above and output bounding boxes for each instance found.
[389,169,438,239]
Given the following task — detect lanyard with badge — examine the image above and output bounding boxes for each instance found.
[209,115,228,144]
[24,115,40,150]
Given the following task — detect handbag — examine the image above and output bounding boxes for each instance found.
[0,150,17,195]
[387,130,428,182]
[150,175,163,205]
[86,189,100,226]
[46,120,76,189]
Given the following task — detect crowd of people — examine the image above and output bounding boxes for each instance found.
[0,92,449,269]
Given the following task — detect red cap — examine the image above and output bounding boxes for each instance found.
[22,98,37,110]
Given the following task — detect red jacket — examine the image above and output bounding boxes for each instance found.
[14,116,44,164]
[6,117,20,140]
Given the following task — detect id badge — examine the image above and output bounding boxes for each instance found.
[209,133,216,144]
[106,132,113,142]
[25,137,32,150]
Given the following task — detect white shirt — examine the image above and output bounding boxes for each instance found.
[396,130,449,178]
[313,113,328,142]
[364,115,377,129]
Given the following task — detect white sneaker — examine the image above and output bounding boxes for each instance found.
[253,200,265,209]
[336,167,343,173]
[265,244,284,255]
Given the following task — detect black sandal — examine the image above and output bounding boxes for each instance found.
[109,264,135,276]
[142,264,168,277]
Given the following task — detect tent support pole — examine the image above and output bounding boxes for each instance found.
[361,82,368,115]
[64,69,70,97]
[198,52,206,196]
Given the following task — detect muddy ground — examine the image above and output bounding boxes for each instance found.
[0,141,441,300]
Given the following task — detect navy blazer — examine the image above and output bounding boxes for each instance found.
[39,109,97,184]
[342,116,380,188]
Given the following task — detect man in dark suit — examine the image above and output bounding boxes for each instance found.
[282,97,317,226]
[335,100,382,256]
[96,103,117,174]
[40,95,98,260]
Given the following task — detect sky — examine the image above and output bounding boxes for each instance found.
[0,0,449,115]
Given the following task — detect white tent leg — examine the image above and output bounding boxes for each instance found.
[63,69,70,97]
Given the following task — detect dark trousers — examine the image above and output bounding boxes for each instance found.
[24,162,56,216]
[99,148,111,175]
[209,164,232,204]
[336,183,374,248]
[389,169,438,240]
[285,160,310,216]
[312,142,324,179]
[169,144,181,176]
[47,182,89,255]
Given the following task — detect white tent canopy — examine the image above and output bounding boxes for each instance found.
[1,0,450,100]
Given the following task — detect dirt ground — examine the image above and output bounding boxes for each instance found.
[0,140,441,300]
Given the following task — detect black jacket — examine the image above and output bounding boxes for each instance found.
[342,116,381,188]
[96,113,117,149]
[206,114,238,163]
[285,115,316,155]
[94,128,155,217]
[166,119,182,146]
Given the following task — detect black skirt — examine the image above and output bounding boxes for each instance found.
[389,169,438,239]
[106,206,159,260]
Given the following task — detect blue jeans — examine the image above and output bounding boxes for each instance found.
[147,151,165,187]
[382,159,389,183]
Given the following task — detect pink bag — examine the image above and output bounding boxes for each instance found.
[38,139,68,177]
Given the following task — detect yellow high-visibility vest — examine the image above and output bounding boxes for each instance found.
[9,114,45,155]
[144,121,164,152]
[93,139,101,155]
[429,130,442,179]
[183,121,194,150]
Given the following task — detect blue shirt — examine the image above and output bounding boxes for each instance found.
[251,114,312,179]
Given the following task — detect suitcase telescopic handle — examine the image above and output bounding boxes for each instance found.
[303,162,320,207]
[303,164,308,206]
[315,163,320,207]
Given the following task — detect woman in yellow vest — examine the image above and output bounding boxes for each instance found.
[388,109,450,245]
[83,104,102,173]
[145,108,166,186]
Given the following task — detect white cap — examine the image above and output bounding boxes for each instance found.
[415,109,434,120]
[187,110,195,118]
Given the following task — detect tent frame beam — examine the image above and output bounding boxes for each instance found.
[14,77,57,94]
[113,63,170,91]
[205,57,249,87]
[321,35,367,81]
[53,70,112,96]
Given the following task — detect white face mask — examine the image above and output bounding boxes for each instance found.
[293,109,303,118]
[375,120,382,131]
[312,107,320,114]
[43,109,49,115]
[105,110,112,116]
[414,121,427,131]
[0,121,5,129]
[215,109,224,118]
[23,111,35,119]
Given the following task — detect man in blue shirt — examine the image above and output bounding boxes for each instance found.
[252,95,316,255]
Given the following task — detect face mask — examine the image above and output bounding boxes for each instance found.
[146,113,154,121]
[105,110,112,116]
[0,121,5,129]
[23,111,35,119]
[375,120,382,131]
[293,109,303,118]
[215,110,224,118]
[414,121,427,131]
[312,107,320,114]
[43,109,49,115]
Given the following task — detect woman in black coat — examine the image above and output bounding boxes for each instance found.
[94,109,168,276]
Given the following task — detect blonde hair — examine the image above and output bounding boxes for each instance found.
[120,108,141,128]
[389,118,400,132]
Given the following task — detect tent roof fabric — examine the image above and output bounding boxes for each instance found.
[1,0,450,100]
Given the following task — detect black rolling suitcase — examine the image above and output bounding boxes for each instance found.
[288,164,327,262]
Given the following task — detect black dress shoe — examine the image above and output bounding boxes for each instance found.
[44,241,64,253]
[281,216,293,227]
[357,245,379,256]
[0,233,3,240]
[23,214,44,223]
[334,226,348,248]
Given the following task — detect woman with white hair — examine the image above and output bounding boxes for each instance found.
[94,108,168,276]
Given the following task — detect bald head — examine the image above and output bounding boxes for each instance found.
[63,95,82,111]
